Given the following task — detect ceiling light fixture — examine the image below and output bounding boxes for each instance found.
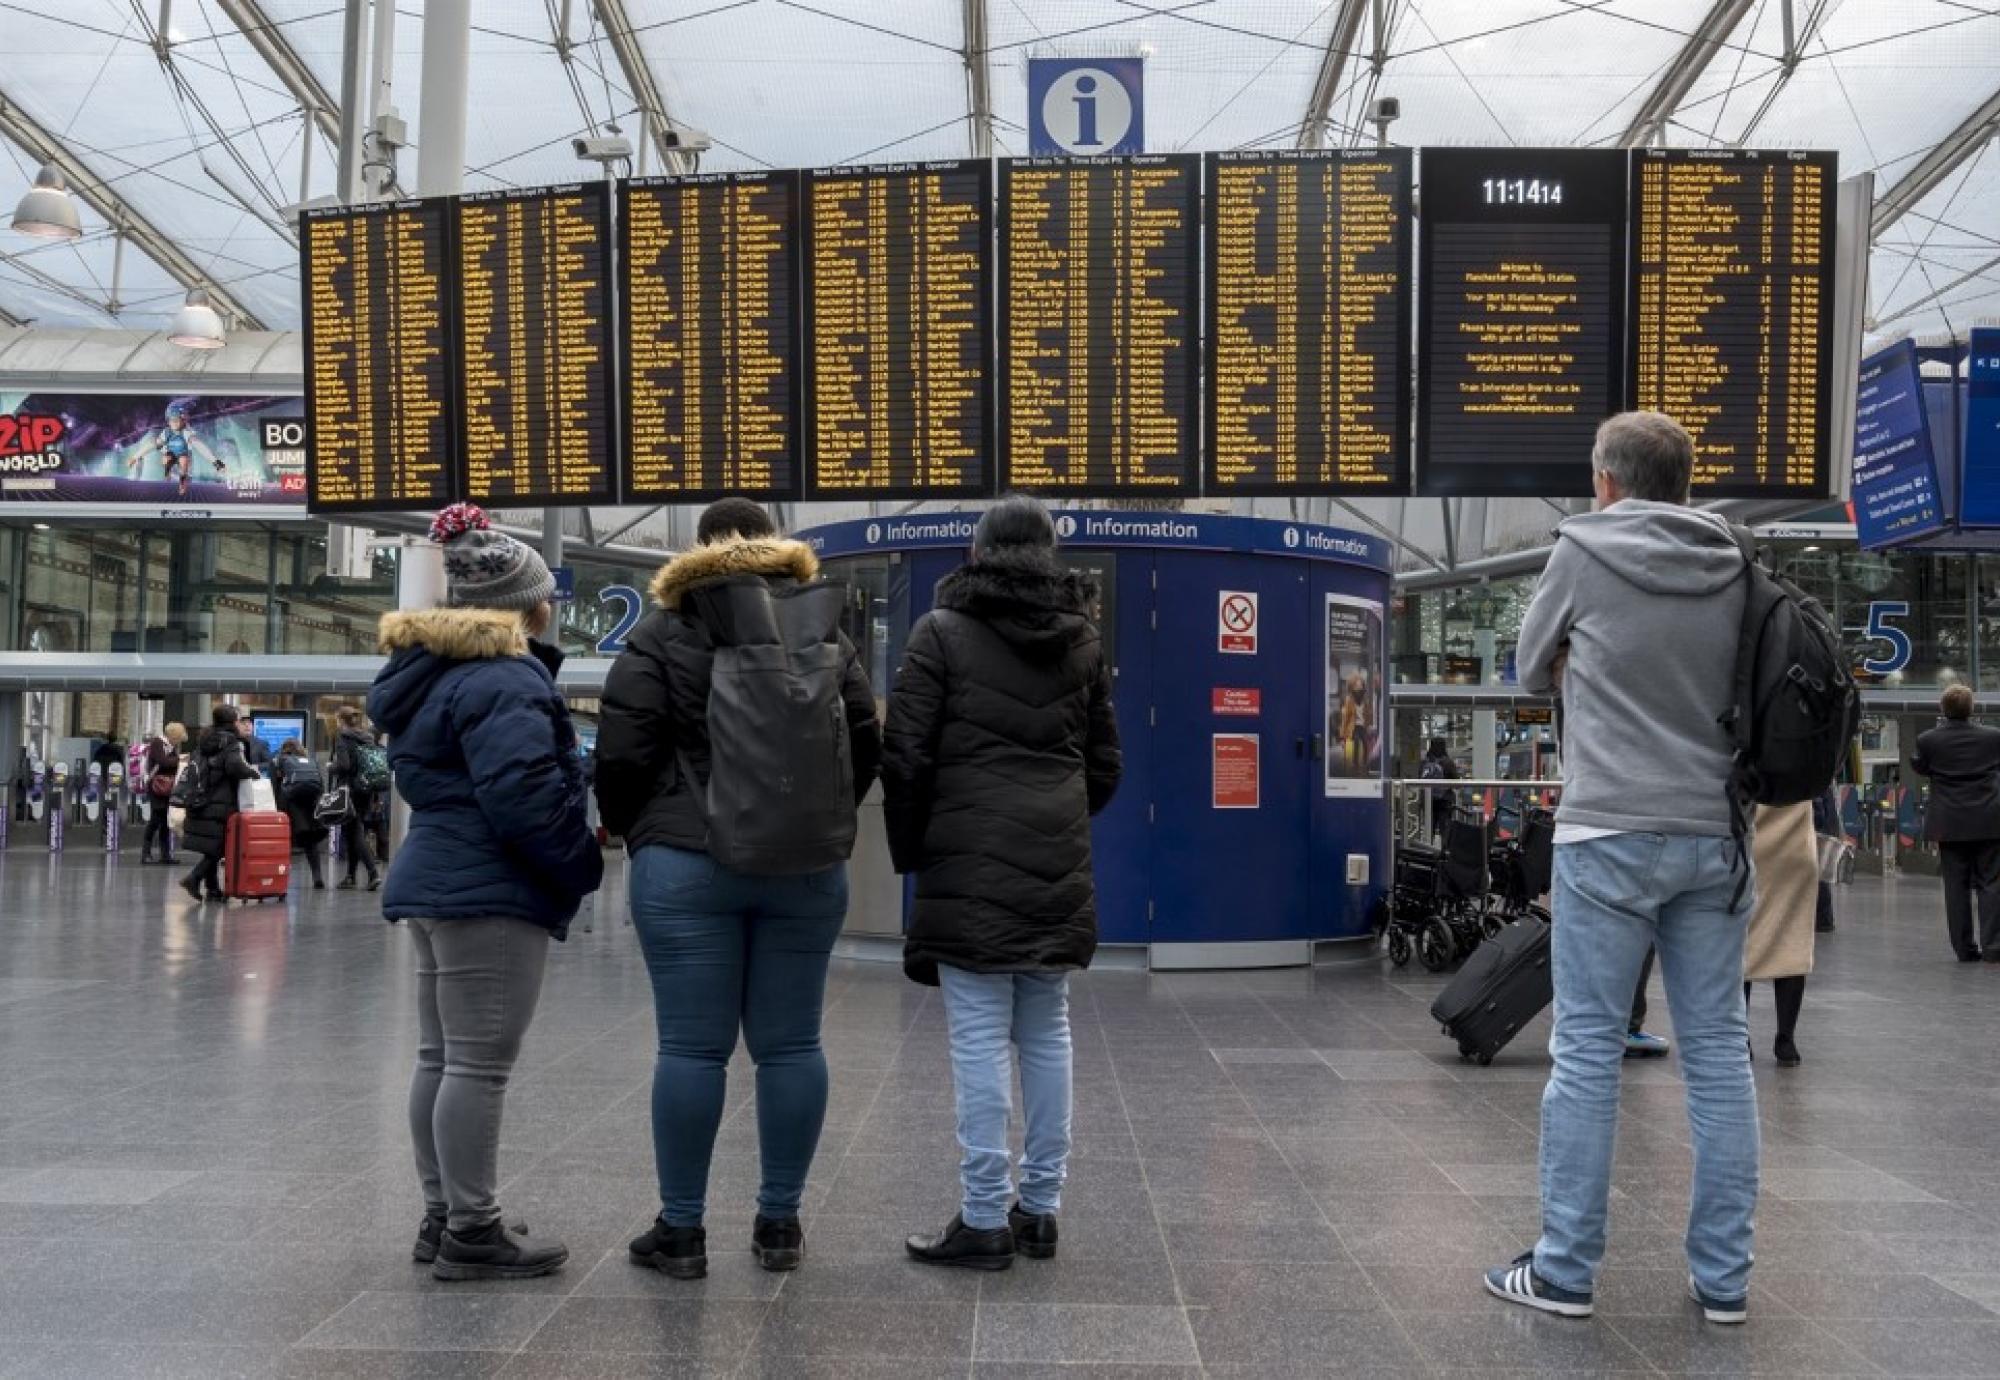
[168,288,226,350]
[11,162,82,240]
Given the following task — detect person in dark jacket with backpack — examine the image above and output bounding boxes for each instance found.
[179,705,259,902]
[329,706,383,890]
[885,495,1122,1271]
[367,503,603,1283]
[274,739,328,889]
[1913,683,2000,960]
[594,496,881,1282]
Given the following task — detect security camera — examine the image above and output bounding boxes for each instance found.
[658,126,714,155]
[1372,96,1401,124]
[573,135,634,163]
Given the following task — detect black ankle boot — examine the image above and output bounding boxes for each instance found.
[1774,1034,1801,1067]
[752,1216,804,1272]
[1008,1204,1058,1260]
[905,1215,1014,1271]
[630,1219,706,1279]
[432,1219,567,1280]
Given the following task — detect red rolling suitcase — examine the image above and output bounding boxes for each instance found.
[225,810,291,902]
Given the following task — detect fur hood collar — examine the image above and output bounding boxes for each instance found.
[377,608,528,661]
[650,536,819,610]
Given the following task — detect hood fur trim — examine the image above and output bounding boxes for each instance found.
[377,608,528,661]
[649,537,819,610]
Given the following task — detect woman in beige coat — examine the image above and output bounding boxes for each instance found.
[1744,800,1818,1066]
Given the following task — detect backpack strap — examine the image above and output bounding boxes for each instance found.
[1721,523,1761,912]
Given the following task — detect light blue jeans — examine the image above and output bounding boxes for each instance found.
[937,966,1073,1231]
[1534,831,1760,1303]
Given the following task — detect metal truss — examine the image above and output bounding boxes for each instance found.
[1617,0,1756,147]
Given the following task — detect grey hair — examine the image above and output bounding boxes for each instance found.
[1591,411,1694,504]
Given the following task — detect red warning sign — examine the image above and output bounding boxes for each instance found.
[1213,733,1260,809]
[1212,687,1261,717]
[1219,590,1258,654]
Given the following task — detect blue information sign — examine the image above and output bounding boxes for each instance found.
[1960,327,2000,526]
[1027,58,1145,156]
[1852,339,1944,548]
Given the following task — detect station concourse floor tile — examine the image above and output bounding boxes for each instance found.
[1,847,1997,1376]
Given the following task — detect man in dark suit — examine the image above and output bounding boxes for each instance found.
[1912,684,2000,962]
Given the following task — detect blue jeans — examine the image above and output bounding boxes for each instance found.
[628,845,848,1226]
[938,966,1073,1231]
[1535,832,1760,1302]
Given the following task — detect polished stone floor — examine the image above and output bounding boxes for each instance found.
[1,844,1998,1378]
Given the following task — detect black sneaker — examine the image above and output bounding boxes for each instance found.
[366,875,383,892]
[751,1216,804,1272]
[629,1219,706,1279]
[337,877,357,890]
[179,877,204,901]
[1484,1250,1593,1317]
[1689,1274,1748,1324]
[905,1215,1014,1271]
[432,1220,567,1280]
[413,1213,445,1263]
[1008,1204,1058,1260]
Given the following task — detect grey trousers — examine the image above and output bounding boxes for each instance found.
[407,916,550,1233]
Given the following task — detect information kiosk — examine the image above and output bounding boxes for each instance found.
[800,510,1393,968]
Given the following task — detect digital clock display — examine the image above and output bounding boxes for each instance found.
[1417,147,1629,496]
[1482,177,1564,206]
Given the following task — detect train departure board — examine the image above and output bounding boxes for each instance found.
[620,171,800,501]
[1000,155,1199,496]
[804,161,993,500]
[302,199,457,512]
[1418,147,1628,496]
[1630,148,1836,498]
[1205,149,1412,495]
[455,184,616,506]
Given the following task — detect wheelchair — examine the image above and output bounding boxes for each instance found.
[1382,808,1493,972]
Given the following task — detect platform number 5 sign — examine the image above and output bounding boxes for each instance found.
[1219,590,1258,655]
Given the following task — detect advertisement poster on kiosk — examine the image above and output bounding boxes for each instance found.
[0,392,307,509]
[1325,593,1385,798]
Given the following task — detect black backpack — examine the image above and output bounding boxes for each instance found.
[680,580,857,875]
[1721,528,1859,817]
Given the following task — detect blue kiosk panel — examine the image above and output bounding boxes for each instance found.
[803,511,1393,960]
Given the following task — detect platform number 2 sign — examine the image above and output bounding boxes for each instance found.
[1861,601,1912,676]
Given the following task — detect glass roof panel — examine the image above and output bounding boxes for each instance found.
[634,1,970,170]
[1375,1,1713,150]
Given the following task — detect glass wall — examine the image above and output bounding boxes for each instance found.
[1392,540,1983,693]
[5,522,671,660]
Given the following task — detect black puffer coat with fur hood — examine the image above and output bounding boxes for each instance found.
[884,553,1122,985]
[594,535,883,856]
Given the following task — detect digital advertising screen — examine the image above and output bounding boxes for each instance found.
[455,183,617,506]
[1851,339,1945,549]
[301,198,458,513]
[999,154,1200,497]
[803,161,994,501]
[0,393,307,509]
[1960,327,2000,526]
[1629,148,1836,498]
[1417,147,1627,496]
[620,171,801,502]
[1205,149,1412,496]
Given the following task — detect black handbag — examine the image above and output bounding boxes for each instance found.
[314,784,352,825]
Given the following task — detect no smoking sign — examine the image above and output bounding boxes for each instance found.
[1219,590,1258,655]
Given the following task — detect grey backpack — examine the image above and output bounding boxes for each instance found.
[682,580,857,874]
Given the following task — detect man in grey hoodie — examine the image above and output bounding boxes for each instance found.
[1484,411,1759,1326]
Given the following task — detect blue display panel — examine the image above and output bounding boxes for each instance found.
[1852,339,1944,548]
[1961,327,2000,526]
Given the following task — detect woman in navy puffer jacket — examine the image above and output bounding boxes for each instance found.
[366,503,604,1285]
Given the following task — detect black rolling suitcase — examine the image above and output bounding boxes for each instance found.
[1430,914,1553,1064]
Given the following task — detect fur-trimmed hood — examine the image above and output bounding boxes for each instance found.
[369,608,547,741]
[377,608,528,660]
[650,536,819,610]
[934,559,1097,662]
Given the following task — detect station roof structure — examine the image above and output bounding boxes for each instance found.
[0,1,1990,573]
